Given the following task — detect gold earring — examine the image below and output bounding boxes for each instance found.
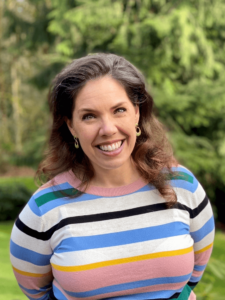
[74,136,79,149]
[135,123,141,136]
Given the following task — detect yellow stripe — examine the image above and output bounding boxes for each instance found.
[13,266,51,278]
[194,242,213,254]
[52,246,193,272]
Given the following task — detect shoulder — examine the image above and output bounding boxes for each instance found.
[169,165,201,193]
[169,165,207,210]
[26,170,80,217]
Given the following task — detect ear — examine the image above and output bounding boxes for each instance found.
[134,105,140,124]
[66,118,77,137]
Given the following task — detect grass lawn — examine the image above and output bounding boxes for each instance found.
[1,222,225,300]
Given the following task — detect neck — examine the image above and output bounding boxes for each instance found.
[90,158,141,188]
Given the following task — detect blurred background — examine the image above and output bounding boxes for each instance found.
[0,0,225,299]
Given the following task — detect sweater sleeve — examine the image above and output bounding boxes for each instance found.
[187,179,215,290]
[10,193,53,300]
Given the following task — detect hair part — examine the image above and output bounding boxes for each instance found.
[36,53,178,207]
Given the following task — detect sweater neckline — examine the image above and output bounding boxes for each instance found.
[64,170,148,197]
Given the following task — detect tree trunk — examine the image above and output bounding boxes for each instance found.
[11,62,22,153]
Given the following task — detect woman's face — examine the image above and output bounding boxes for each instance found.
[67,76,139,174]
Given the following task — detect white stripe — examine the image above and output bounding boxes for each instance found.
[10,254,51,274]
[51,234,194,266]
[193,230,215,252]
[190,203,214,231]
[50,208,190,249]
[175,183,206,209]
[11,224,51,255]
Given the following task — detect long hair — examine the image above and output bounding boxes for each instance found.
[36,53,178,206]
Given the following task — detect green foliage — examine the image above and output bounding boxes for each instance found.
[0,181,33,221]
[1,0,225,223]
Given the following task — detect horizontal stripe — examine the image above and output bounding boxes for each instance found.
[10,240,51,266]
[169,172,194,183]
[35,188,79,207]
[173,195,208,219]
[29,189,102,216]
[66,287,183,300]
[18,201,190,241]
[19,283,51,295]
[53,282,68,300]
[194,242,213,254]
[193,231,214,252]
[34,182,72,197]
[11,224,51,255]
[52,252,194,292]
[64,273,192,298]
[194,264,207,271]
[54,221,189,253]
[191,216,214,242]
[188,275,202,283]
[187,281,198,288]
[13,266,51,278]
[52,246,193,272]
[51,234,193,266]
[18,195,208,242]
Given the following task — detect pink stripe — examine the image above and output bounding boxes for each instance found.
[195,247,213,265]
[55,170,148,196]
[57,281,187,300]
[192,270,204,277]
[21,287,47,299]
[53,252,194,293]
[188,290,196,300]
[54,280,72,300]
[13,269,53,290]
[96,281,187,300]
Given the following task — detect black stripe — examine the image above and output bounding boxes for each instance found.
[16,202,168,240]
[146,292,180,300]
[173,195,209,219]
[187,281,198,288]
[16,195,209,241]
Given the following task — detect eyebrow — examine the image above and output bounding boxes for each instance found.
[78,101,127,114]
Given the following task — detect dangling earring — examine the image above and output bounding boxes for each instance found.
[135,123,141,136]
[74,136,79,149]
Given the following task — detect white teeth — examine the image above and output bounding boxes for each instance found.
[99,141,122,152]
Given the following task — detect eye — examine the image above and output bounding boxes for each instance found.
[82,114,95,120]
[115,107,126,114]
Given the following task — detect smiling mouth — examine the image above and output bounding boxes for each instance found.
[96,140,125,152]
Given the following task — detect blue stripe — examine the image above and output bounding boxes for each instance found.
[191,216,215,242]
[64,273,192,298]
[104,287,183,300]
[29,191,102,216]
[54,221,189,253]
[53,283,68,300]
[10,240,51,266]
[194,264,207,271]
[26,294,50,300]
[34,182,73,198]
[19,283,52,295]
[64,273,191,298]
[189,275,202,283]
[170,167,198,193]
[28,196,42,216]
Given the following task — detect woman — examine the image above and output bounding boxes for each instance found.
[10,53,214,300]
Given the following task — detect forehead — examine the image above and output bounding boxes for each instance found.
[74,76,130,110]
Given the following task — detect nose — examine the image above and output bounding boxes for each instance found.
[98,117,118,136]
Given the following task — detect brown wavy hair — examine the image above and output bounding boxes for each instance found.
[36,53,178,206]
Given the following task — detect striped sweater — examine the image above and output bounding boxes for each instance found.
[10,166,215,300]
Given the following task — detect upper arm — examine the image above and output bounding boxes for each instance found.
[10,195,53,299]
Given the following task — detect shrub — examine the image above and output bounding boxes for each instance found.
[0,182,33,221]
